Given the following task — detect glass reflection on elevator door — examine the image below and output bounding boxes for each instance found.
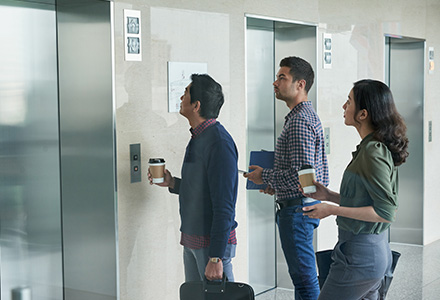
[0,2,63,300]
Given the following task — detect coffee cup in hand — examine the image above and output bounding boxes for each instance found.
[298,164,316,194]
[149,158,165,183]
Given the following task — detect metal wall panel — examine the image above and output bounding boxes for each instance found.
[0,2,63,299]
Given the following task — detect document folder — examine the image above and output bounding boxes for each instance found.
[246,150,274,190]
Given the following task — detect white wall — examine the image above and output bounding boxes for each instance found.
[423,0,440,246]
[114,1,440,299]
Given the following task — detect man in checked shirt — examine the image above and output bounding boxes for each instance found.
[245,56,329,300]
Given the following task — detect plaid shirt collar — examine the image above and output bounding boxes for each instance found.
[190,118,217,138]
[285,101,312,122]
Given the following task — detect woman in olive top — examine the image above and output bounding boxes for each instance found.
[302,79,409,300]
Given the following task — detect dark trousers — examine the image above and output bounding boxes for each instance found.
[318,229,392,300]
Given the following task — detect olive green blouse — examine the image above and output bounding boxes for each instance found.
[337,133,399,234]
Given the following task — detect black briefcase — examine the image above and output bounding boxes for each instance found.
[180,275,255,300]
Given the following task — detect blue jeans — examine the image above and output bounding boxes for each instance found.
[183,243,236,282]
[277,199,320,300]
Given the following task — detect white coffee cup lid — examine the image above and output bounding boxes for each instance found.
[149,158,165,164]
[298,168,315,175]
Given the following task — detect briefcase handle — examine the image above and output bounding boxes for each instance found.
[202,273,228,294]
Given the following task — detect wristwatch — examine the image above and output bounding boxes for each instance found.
[209,257,221,263]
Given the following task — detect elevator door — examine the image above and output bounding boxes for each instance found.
[246,17,277,295]
[246,16,317,293]
[0,1,63,300]
[385,36,424,245]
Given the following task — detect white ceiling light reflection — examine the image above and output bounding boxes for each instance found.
[0,86,27,126]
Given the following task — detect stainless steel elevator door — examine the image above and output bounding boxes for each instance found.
[246,17,277,295]
[274,24,318,138]
[273,24,318,289]
[56,1,117,299]
[386,37,424,245]
[0,2,63,300]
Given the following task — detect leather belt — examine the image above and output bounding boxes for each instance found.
[276,197,303,210]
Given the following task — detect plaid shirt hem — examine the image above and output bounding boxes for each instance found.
[180,229,237,250]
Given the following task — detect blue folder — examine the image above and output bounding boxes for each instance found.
[246,150,274,190]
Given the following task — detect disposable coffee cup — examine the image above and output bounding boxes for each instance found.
[149,158,165,183]
[298,164,316,193]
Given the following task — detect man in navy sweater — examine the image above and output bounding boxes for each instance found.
[149,74,238,282]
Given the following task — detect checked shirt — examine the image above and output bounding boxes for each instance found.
[262,101,329,200]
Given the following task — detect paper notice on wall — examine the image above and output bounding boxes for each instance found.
[167,62,208,113]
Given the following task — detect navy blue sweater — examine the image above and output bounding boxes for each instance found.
[170,122,238,258]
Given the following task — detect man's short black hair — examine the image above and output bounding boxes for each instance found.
[189,74,224,119]
[279,56,315,93]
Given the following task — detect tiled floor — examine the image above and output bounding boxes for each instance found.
[256,239,440,300]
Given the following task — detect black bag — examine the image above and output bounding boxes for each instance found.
[315,249,334,288]
[179,274,255,300]
[379,250,401,300]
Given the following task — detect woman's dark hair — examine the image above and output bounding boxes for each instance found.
[189,74,224,119]
[352,79,409,166]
